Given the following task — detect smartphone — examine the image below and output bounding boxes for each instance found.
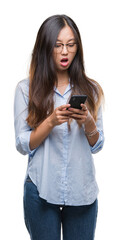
[67,95,87,109]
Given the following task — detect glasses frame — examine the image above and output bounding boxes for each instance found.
[54,42,77,53]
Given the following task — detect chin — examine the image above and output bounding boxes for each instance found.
[59,65,70,71]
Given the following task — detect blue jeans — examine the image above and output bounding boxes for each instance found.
[23,176,98,240]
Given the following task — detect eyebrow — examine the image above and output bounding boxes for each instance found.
[56,38,76,42]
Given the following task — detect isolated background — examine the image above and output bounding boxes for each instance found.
[0,0,118,239]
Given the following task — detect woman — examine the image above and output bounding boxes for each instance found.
[14,14,104,240]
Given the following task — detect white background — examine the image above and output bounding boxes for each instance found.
[0,0,118,239]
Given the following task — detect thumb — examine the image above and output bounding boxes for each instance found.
[58,104,71,111]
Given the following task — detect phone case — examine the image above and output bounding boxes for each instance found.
[69,95,87,109]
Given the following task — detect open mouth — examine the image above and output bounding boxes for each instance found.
[60,58,69,66]
[61,58,68,62]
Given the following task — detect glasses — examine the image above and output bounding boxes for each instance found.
[54,43,77,53]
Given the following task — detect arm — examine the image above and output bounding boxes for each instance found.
[29,104,72,150]
[14,82,35,155]
[83,111,99,147]
[14,83,72,153]
[89,105,104,153]
[29,117,53,150]
[68,104,104,153]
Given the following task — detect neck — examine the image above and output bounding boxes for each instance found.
[56,71,69,87]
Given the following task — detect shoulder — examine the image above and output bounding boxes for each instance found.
[14,78,29,105]
[89,78,103,103]
[16,78,29,97]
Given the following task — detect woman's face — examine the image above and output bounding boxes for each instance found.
[53,25,77,73]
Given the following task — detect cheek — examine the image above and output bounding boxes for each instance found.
[53,54,59,65]
[70,52,77,63]
[52,55,60,70]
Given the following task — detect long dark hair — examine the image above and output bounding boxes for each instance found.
[27,14,104,128]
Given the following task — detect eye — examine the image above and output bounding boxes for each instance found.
[68,43,75,47]
[55,43,62,48]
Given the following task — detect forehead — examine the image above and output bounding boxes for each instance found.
[57,25,75,42]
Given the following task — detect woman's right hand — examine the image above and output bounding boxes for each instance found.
[48,104,72,127]
[29,104,72,150]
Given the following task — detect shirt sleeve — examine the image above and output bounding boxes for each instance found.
[90,105,104,154]
[14,82,36,156]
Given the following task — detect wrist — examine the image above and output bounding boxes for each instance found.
[46,114,55,129]
[84,111,95,128]
[85,127,98,137]
[83,111,97,134]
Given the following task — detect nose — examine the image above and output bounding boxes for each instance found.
[61,45,68,54]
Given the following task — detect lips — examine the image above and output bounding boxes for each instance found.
[60,58,69,67]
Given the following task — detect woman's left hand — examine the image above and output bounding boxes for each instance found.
[68,104,99,146]
[68,103,91,125]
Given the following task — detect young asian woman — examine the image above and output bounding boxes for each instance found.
[14,14,104,240]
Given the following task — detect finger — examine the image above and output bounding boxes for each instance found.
[77,119,86,124]
[71,114,87,120]
[61,110,73,116]
[80,104,87,111]
[61,116,70,120]
[56,109,73,117]
[63,107,73,111]
[68,108,84,115]
[59,119,70,124]
[57,115,70,121]
[58,118,70,124]
[73,118,86,124]
[58,104,71,111]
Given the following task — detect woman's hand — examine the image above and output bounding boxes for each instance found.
[68,103,92,125]
[49,104,73,127]
[68,103,99,146]
[30,104,73,150]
